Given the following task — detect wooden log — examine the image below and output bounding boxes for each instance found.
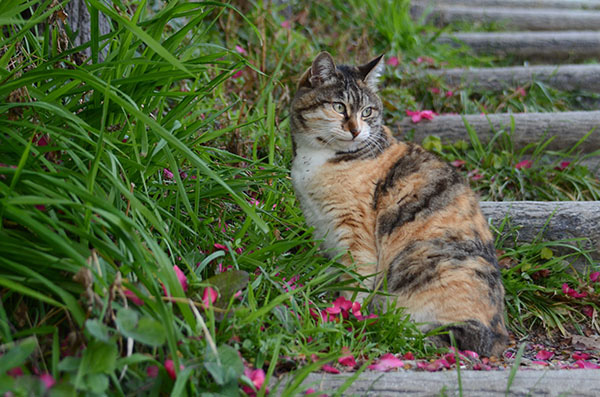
[426,0,600,8]
[65,0,111,62]
[396,111,600,152]
[415,5,600,31]
[437,31,600,62]
[480,201,600,259]
[273,370,600,397]
[425,64,600,93]
[420,0,600,9]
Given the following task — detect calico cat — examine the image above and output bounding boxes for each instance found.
[289,52,508,356]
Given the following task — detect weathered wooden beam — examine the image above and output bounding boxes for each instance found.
[425,64,600,93]
[396,111,600,152]
[427,0,600,8]
[421,0,600,9]
[438,31,600,62]
[414,5,600,30]
[273,369,600,397]
[481,201,600,258]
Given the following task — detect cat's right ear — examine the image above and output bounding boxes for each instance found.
[309,52,337,87]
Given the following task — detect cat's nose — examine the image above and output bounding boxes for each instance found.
[345,117,360,138]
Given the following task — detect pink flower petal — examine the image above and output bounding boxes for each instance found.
[173,265,188,292]
[147,365,159,378]
[281,20,291,29]
[575,360,600,369]
[351,301,362,317]
[403,352,415,360]
[429,87,441,95]
[244,367,266,390]
[531,360,549,366]
[235,45,247,55]
[555,161,571,171]
[164,359,184,380]
[451,160,466,167]
[573,352,590,360]
[515,160,532,170]
[461,350,479,360]
[333,296,353,312]
[368,353,404,372]
[590,272,600,283]
[214,243,228,251]
[7,367,23,378]
[535,350,554,360]
[338,347,356,367]
[163,168,174,179]
[386,56,399,67]
[39,373,55,389]
[420,110,436,120]
[325,306,341,315]
[446,90,454,97]
[202,287,218,307]
[123,289,144,306]
[583,306,595,317]
[322,364,340,374]
[36,135,49,146]
[562,283,588,298]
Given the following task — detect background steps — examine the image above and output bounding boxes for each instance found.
[425,64,600,94]
[414,4,600,31]
[421,0,600,9]
[396,111,600,152]
[438,31,600,62]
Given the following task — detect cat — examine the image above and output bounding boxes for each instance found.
[289,51,508,356]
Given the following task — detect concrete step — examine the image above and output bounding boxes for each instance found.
[273,369,600,396]
[438,31,600,62]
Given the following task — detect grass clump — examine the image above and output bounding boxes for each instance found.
[1,0,599,395]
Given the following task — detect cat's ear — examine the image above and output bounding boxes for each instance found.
[309,52,337,87]
[358,54,384,91]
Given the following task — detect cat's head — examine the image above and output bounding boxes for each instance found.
[290,52,386,153]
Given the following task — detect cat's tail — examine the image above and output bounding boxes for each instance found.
[426,319,508,357]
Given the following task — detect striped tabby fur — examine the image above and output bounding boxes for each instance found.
[289,52,508,356]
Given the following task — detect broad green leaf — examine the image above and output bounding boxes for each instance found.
[0,337,36,374]
[80,340,118,375]
[85,373,109,394]
[203,344,244,386]
[205,270,249,309]
[540,247,554,260]
[116,307,166,347]
[85,319,112,343]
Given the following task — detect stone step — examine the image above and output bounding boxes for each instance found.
[423,0,600,9]
[481,201,600,263]
[273,369,600,396]
[414,4,600,30]
[396,111,600,153]
[425,64,600,93]
[438,31,600,62]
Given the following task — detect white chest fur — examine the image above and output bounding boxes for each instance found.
[291,147,344,255]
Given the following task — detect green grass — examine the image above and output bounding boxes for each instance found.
[1,0,599,395]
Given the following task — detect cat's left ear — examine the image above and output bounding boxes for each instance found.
[358,54,384,91]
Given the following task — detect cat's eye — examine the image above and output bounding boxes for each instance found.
[332,102,346,114]
[361,107,373,118]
